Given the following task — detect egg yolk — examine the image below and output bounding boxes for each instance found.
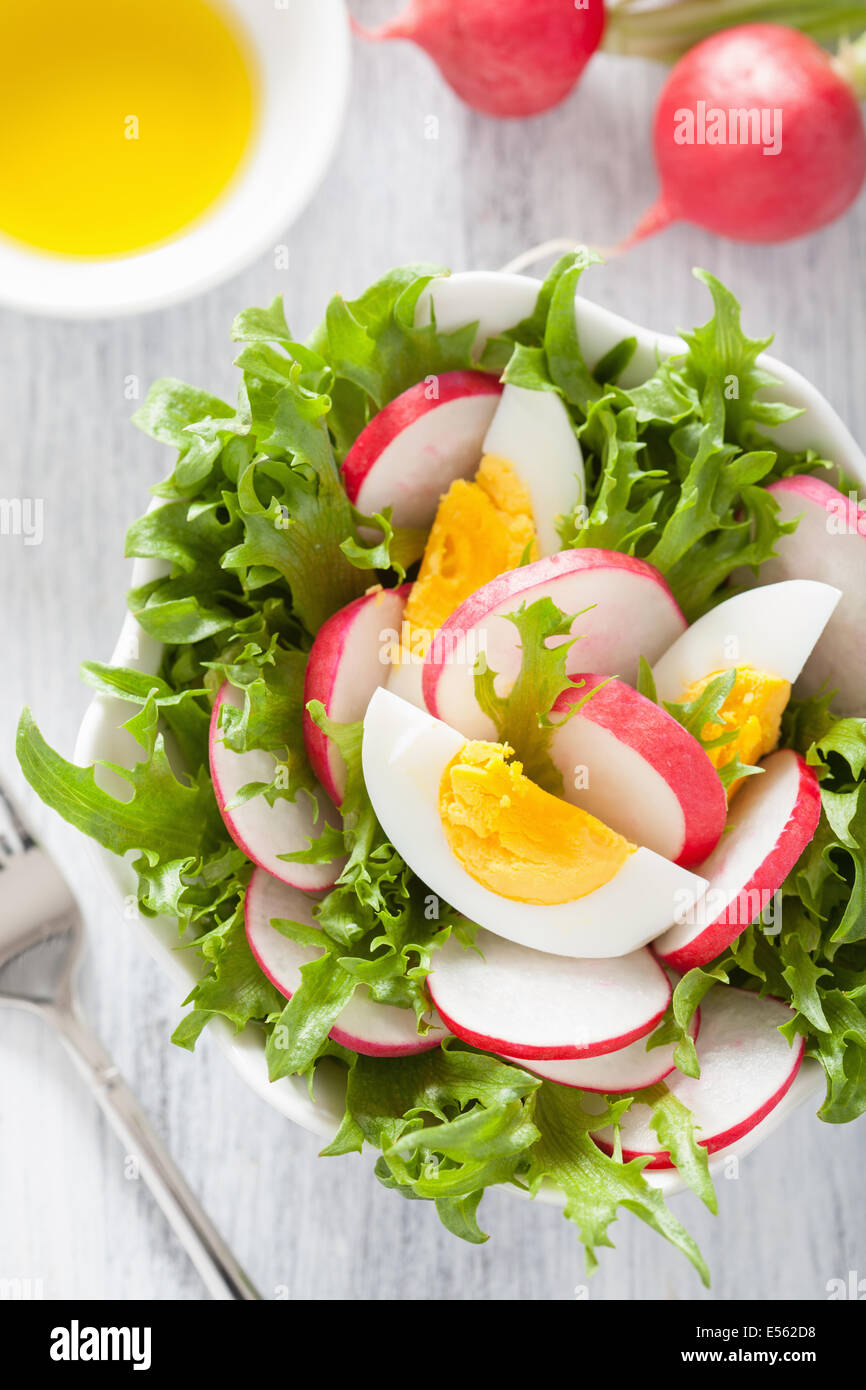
[439,741,635,905]
[396,454,537,664]
[682,667,791,798]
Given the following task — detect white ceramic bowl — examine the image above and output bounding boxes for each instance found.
[0,0,350,318]
[75,271,861,1195]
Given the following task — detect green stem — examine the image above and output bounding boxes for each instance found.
[636,1081,669,1104]
[834,31,866,97]
[603,0,866,63]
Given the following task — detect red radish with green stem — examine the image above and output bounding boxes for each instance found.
[352,0,606,118]
[621,24,866,247]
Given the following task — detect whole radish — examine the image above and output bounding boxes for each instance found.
[353,0,606,118]
[622,24,866,246]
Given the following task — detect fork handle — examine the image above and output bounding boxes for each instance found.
[46,1001,260,1301]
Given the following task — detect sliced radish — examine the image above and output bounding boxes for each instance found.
[751,476,866,715]
[653,750,821,973]
[245,868,444,1056]
[652,579,840,703]
[502,1001,700,1092]
[590,987,804,1167]
[210,683,345,892]
[363,689,709,959]
[341,371,502,530]
[640,1060,823,1197]
[303,584,410,803]
[482,383,584,556]
[550,676,726,868]
[427,931,671,1061]
[423,549,687,739]
[385,652,427,710]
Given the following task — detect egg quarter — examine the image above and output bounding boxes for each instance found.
[363,688,708,959]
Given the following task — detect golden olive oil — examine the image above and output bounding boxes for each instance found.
[0,0,258,257]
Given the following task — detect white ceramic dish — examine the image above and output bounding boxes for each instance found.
[0,0,350,318]
[75,270,861,1196]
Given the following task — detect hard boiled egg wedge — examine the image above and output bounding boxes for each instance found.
[362,688,707,959]
[652,579,840,796]
[387,384,584,709]
[481,383,584,558]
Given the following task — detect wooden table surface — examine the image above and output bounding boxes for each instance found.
[1,4,865,1301]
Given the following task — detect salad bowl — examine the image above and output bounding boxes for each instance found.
[73,269,864,1201]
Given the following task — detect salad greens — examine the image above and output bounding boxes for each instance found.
[660,667,765,793]
[15,255,866,1283]
[473,596,607,795]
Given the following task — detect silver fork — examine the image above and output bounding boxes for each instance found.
[0,778,259,1300]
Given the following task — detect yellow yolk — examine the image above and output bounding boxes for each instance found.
[682,667,791,798]
[439,741,635,905]
[397,455,537,663]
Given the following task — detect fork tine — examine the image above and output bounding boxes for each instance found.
[0,777,80,973]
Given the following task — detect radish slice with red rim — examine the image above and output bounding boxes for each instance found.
[550,675,726,868]
[303,584,410,803]
[427,930,671,1061]
[589,987,804,1167]
[501,997,699,1092]
[747,476,866,715]
[244,868,444,1057]
[210,683,345,893]
[423,548,686,740]
[341,371,502,531]
[653,749,821,973]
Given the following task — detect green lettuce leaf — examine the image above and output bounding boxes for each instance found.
[662,668,763,793]
[322,1043,540,1226]
[526,1083,710,1285]
[16,703,219,863]
[473,596,607,794]
[312,265,479,455]
[498,257,821,620]
[641,1083,717,1212]
[676,270,803,448]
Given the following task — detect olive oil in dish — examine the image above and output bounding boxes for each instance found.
[0,0,258,257]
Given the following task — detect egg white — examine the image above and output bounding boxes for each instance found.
[652,579,840,702]
[362,689,708,960]
[481,383,584,557]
